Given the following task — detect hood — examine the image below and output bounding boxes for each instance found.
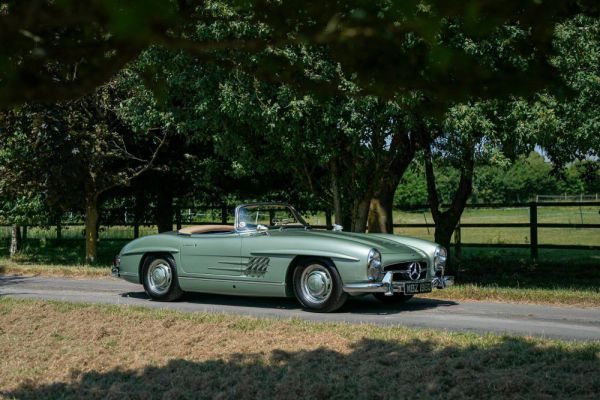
[268,229,425,258]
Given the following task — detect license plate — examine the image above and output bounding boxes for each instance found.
[404,282,432,294]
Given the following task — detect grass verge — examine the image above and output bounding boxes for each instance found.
[0,258,109,278]
[423,284,600,307]
[0,297,599,400]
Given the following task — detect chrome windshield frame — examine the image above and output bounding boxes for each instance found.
[234,203,309,232]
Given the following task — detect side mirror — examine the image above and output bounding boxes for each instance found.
[256,224,269,233]
[332,224,343,232]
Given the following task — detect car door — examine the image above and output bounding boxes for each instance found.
[239,233,291,285]
[179,232,242,278]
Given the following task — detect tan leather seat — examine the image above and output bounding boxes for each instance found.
[178,225,235,235]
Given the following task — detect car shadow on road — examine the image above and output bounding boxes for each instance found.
[0,274,32,287]
[120,290,458,315]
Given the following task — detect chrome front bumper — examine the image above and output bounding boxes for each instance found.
[343,271,454,295]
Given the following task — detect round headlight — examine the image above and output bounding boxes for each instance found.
[367,249,382,281]
[434,246,447,271]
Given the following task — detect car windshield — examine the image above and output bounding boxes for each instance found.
[235,204,308,231]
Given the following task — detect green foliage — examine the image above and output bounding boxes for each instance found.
[1,1,597,105]
[396,152,600,206]
[534,15,600,166]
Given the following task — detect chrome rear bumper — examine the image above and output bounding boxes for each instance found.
[343,271,454,295]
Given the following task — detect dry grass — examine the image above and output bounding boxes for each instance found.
[0,259,109,278]
[0,298,599,400]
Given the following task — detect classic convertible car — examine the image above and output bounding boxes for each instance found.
[112,203,453,312]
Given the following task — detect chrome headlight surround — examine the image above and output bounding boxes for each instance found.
[434,246,447,271]
[367,248,382,281]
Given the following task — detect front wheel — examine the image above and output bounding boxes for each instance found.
[293,259,347,312]
[373,292,414,304]
[142,254,183,302]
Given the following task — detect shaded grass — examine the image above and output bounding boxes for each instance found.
[0,239,116,278]
[0,238,123,266]
[0,298,599,400]
[452,247,600,290]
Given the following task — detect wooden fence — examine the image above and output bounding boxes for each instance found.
[1,202,599,259]
[393,202,600,259]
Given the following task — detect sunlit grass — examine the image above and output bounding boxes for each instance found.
[423,284,600,307]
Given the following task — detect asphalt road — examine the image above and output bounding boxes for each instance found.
[1,275,599,341]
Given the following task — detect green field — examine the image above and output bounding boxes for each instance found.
[390,206,600,246]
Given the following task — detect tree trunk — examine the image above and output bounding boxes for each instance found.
[367,177,401,234]
[325,209,332,230]
[351,199,370,232]
[330,162,344,227]
[433,219,457,251]
[366,132,416,234]
[134,192,146,238]
[85,194,100,264]
[156,190,174,233]
[424,143,475,274]
[9,225,21,258]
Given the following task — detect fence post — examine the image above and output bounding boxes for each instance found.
[175,207,182,230]
[530,202,538,260]
[453,223,462,259]
[56,220,62,240]
[221,204,228,224]
[325,209,332,230]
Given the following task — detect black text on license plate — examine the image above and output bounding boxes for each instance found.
[405,282,432,294]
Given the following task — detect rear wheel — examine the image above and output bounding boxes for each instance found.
[373,292,413,304]
[293,258,347,312]
[142,254,183,301]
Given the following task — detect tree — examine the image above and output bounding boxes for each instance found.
[424,102,500,251]
[2,0,596,106]
[0,82,168,263]
[535,15,600,166]
[0,109,51,256]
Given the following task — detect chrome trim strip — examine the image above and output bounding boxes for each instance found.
[217,261,243,265]
[179,276,284,285]
[120,272,139,277]
[250,250,360,262]
[207,266,242,272]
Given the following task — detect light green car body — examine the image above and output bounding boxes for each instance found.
[114,220,451,298]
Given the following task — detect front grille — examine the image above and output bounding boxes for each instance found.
[384,261,428,281]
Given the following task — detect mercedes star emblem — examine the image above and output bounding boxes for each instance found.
[408,262,422,281]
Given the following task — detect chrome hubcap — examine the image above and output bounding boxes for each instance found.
[300,264,332,304]
[148,262,172,295]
